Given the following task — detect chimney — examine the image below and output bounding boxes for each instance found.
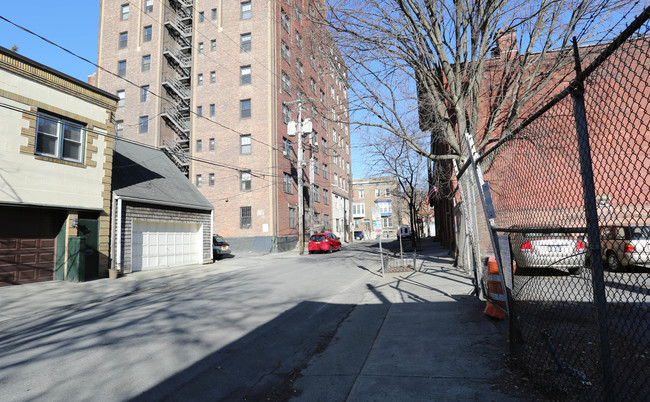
[492,29,518,60]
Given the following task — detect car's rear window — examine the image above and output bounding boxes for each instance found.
[311,235,326,241]
[524,232,568,238]
[630,226,650,240]
[214,235,226,242]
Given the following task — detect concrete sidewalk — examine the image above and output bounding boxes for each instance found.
[292,240,517,401]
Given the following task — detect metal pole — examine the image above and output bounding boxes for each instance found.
[297,102,304,255]
[309,130,315,236]
[571,38,612,398]
[379,234,385,277]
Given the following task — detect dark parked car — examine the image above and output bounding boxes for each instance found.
[308,232,341,253]
[354,231,364,240]
[600,225,650,271]
[213,234,231,260]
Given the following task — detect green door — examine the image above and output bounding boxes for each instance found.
[78,218,99,279]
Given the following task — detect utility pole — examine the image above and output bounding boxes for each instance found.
[297,103,304,254]
[309,130,315,236]
[287,99,312,254]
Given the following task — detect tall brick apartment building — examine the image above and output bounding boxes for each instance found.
[95,0,353,252]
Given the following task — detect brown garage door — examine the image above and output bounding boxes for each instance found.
[0,208,62,286]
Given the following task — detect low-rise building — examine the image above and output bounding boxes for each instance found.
[352,177,401,239]
[0,46,118,285]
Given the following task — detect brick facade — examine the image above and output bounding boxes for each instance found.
[97,0,352,252]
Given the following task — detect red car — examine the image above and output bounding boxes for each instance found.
[308,232,342,253]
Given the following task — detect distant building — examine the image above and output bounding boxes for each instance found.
[95,0,353,252]
[352,177,401,238]
[0,46,118,285]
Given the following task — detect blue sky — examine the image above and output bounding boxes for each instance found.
[0,1,370,178]
[0,2,101,82]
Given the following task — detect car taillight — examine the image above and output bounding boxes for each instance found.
[624,243,635,253]
[576,240,585,251]
[521,241,534,252]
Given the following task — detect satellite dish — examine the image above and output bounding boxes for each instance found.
[287,121,297,136]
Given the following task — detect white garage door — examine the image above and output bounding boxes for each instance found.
[132,221,202,271]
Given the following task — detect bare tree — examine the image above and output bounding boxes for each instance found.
[363,129,429,247]
[321,0,640,164]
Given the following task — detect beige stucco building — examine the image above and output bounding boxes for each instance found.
[0,46,118,285]
[352,177,402,239]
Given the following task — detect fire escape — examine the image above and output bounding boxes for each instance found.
[160,0,192,175]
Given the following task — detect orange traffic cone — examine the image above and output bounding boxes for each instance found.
[483,256,506,320]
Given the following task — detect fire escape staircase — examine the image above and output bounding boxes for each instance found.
[160,1,192,176]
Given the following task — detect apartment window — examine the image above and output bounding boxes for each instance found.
[296,61,303,80]
[141,55,151,72]
[140,85,149,102]
[313,157,318,175]
[315,213,321,225]
[196,174,202,187]
[295,31,302,48]
[283,172,293,193]
[310,54,315,69]
[375,188,380,197]
[241,1,252,19]
[295,8,302,24]
[334,173,338,187]
[209,104,215,117]
[282,138,292,157]
[240,206,252,228]
[119,32,128,48]
[282,103,290,124]
[210,71,216,83]
[320,90,325,103]
[240,65,251,85]
[209,173,215,186]
[385,188,391,197]
[310,78,316,94]
[281,71,290,93]
[241,33,251,52]
[35,112,85,163]
[322,163,328,179]
[210,39,216,51]
[145,0,153,13]
[378,201,392,214]
[281,9,289,31]
[240,134,252,154]
[143,25,152,42]
[211,8,217,20]
[324,214,329,229]
[115,120,123,137]
[196,139,202,152]
[117,90,125,107]
[117,60,126,76]
[121,4,129,20]
[197,73,203,85]
[209,138,215,150]
[197,105,203,116]
[198,11,204,22]
[139,116,148,133]
[324,189,329,205]
[382,217,393,228]
[314,185,320,203]
[198,42,204,54]
[353,203,365,216]
[359,189,364,199]
[312,106,318,123]
[281,40,290,60]
[289,207,296,228]
[240,99,251,118]
[240,171,252,191]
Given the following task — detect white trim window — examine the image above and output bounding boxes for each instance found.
[35,112,85,163]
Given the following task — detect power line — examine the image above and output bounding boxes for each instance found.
[0,100,277,179]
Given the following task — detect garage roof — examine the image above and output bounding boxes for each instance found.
[112,140,213,211]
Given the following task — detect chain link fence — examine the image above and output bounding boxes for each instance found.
[460,8,650,400]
